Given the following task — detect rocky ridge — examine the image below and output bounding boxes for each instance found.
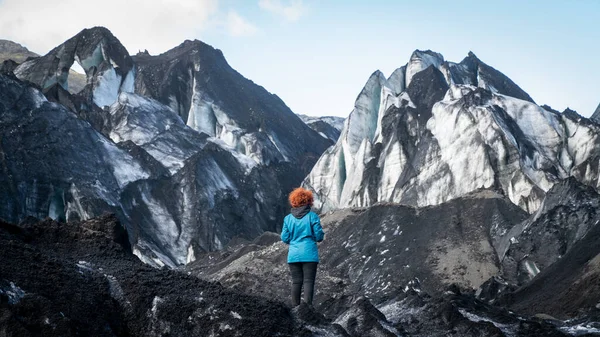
[188,183,600,336]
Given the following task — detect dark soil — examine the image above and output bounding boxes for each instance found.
[0,214,299,337]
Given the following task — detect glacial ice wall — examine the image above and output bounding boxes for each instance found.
[304,50,600,213]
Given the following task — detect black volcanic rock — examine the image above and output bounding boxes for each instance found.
[334,297,402,336]
[0,74,144,224]
[405,64,449,125]
[507,217,600,320]
[0,215,305,337]
[499,178,600,286]
[188,194,582,336]
[0,59,19,74]
[490,178,600,322]
[190,193,528,309]
[42,83,109,133]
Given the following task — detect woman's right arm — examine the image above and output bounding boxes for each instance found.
[312,214,324,242]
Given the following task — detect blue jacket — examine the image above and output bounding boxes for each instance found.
[281,211,324,263]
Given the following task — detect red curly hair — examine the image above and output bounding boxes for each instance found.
[288,187,314,208]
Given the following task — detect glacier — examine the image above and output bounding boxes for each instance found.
[304,50,600,213]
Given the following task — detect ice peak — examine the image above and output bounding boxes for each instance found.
[351,71,387,107]
[467,51,479,60]
[406,50,444,87]
[592,102,600,123]
[370,70,386,80]
[409,49,445,63]
[386,66,406,95]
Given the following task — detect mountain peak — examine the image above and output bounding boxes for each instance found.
[405,50,444,87]
[410,49,444,61]
[138,38,227,67]
[78,26,112,36]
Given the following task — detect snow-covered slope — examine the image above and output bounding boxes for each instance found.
[298,114,345,142]
[304,50,600,213]
[108,92,211,174]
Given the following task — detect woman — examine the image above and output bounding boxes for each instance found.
[281,187,324,306]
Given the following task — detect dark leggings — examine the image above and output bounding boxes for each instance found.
[288,262,318,306]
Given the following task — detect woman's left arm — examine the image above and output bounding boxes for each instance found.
[281,217,291,244]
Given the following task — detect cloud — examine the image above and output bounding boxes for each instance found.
[0,0,218,55]
[227,11,258,37]
[259,0,306,22]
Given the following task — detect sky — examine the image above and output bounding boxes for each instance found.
[0,0,598,118]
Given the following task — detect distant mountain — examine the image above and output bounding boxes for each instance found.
[304,50,600,214]
[0,39,38,63]
[298,114,345,142]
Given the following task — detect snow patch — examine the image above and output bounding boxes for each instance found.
[459,308,517,337]
[93,68,122,107]
[97,135,149,188]
[151,296,163,316]
[523,260,540,278]
[560,322,600,336]
[0,282,26,305]
[209,137,257,174]
[187,245,196,264]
